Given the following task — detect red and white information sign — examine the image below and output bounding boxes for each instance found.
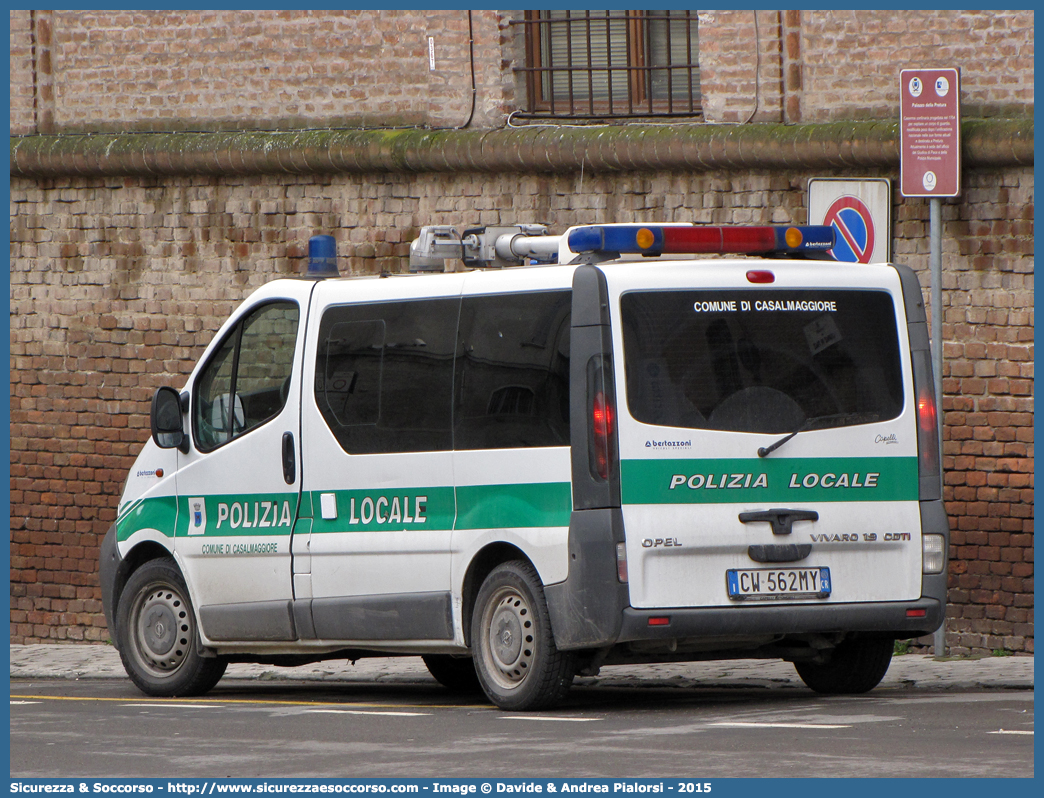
[900,68,961,197]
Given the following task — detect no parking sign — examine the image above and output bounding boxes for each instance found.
[808,178,891,263]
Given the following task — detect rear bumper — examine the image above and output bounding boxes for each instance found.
[618,597,944,643]
[548,506,948,650]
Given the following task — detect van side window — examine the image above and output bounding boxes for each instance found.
[316,298,458,454]
[454,290,571,450]
[194,301,300,451]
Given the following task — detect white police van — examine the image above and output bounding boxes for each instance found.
[100,222,948,710]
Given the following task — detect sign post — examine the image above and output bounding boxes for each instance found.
[900,68,960,658]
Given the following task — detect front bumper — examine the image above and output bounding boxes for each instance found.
[98,522,123,648]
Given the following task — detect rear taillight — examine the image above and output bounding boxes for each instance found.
[587,357,618,482]
[917,383,939,477]
[910,346,941,499]
[592,390,614,480]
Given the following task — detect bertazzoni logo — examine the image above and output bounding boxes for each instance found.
[645,439,692,450]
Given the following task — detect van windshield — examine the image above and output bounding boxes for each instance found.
[620,289,904,434]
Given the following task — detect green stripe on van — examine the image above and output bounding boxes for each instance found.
[307,482,572,532]
[117,493,301,541]
[621,457,919,504]
[456,482,572,530]
[116,495,178,542]
[115,482,574,541]
[179,493,300,536]
[309,487,455,533]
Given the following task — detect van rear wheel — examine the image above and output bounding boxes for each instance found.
[794,636,894,694]
[471,560,575,711]
[116,558,226,697]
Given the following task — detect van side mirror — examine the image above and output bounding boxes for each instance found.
[151,387,189,453]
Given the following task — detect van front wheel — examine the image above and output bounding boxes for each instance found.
[471,561,575,711]
[116,558,227,697]
[794,636,893,694]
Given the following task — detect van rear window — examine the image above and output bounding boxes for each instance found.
[620,289,904,434]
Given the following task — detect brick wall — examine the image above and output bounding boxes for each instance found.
[9,10,37,135]
[798,10,1035,122]
[8,9,503,135]
[892,171,1034,654]
[697,10,785,123]
[11,10,1033,136]
[9,167,1033,651]
[663,9,1035,124]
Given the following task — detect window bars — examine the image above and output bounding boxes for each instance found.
[515,10,701,119]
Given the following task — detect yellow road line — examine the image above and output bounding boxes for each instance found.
[12,694,488,710]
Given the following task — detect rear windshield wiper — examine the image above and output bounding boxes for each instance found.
[757,412,879,458]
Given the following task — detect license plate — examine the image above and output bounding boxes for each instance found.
[727,567,831,600]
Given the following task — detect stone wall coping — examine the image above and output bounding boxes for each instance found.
[10,119,1033,179]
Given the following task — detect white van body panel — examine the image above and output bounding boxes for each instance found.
[603,259,924,611]
[451,265,575,590]
[298,266,576,639]
[115,440,180,558]
[450,445,573,586]
[118,525,176,555]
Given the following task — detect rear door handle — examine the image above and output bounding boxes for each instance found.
[282,431,296,485]
[738,509,819,535]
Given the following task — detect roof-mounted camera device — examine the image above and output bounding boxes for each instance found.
[409,224,558,271]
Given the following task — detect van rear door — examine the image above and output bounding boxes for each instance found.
[607,261,922,611]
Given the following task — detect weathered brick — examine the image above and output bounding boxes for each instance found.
[10,10,500,134]
[7,10,1033,653]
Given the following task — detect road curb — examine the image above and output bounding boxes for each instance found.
[9,643,1033,691]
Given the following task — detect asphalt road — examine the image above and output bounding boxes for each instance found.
[10,677,1034,779]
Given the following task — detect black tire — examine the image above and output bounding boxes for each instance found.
[471,560,575,711]
[794,636,894,694]
[115,558,227,697]
[422,655,482,693]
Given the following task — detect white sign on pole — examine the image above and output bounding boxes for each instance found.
[808,178,891,263]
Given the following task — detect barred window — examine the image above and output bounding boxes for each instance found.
[517,10,701,119]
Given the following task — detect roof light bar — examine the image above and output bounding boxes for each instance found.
[567,225,836,257]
